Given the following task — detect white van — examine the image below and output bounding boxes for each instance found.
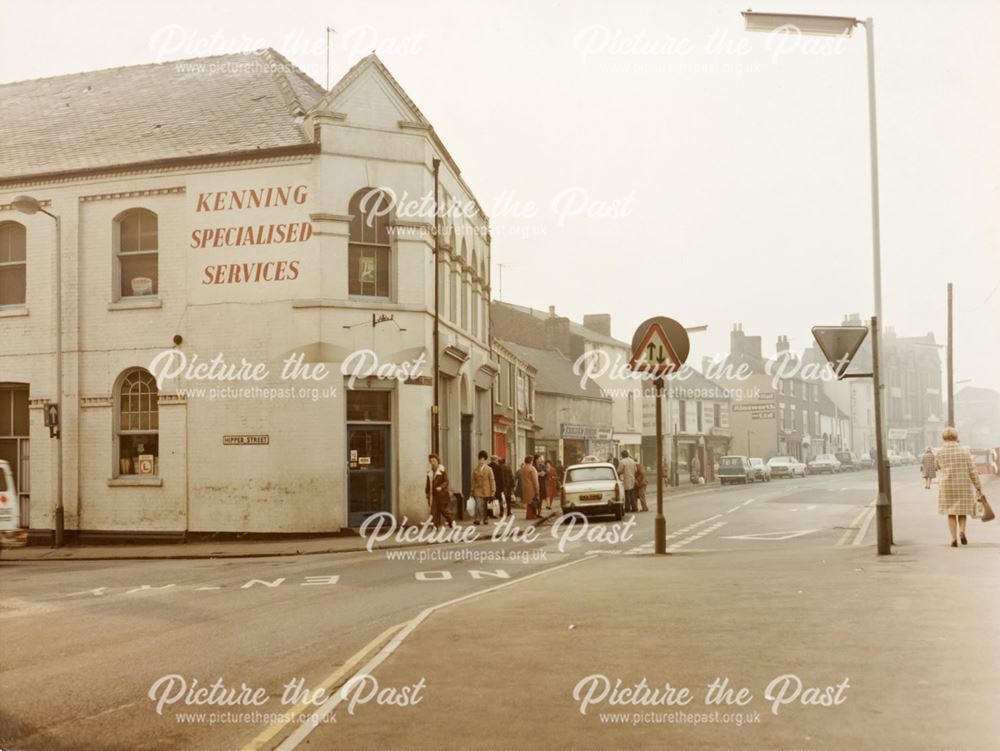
[0,459,28,550]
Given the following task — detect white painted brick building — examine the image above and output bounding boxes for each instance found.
[0,50,495,539]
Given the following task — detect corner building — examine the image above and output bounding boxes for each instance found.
[0,50,494,539]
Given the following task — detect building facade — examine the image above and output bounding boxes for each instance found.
[491,339,538,463]
[0,50,495,539]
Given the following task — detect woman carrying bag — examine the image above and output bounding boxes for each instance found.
[935,428,988,547]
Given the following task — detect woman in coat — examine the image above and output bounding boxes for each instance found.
[471,450,497,525]
[920,447,936,489]
[520,456,540,519]
[544,460,559,510]
[935,428,984,547]
[635,463,648,512]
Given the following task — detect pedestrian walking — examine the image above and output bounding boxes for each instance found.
[690,454,701,485]
[618,450,638,513]
[534,455,548,511]
[489,455,505,517]
[935,428,985,547]
[500,458,516,515]
[545,460,558,510]
[471,450,496,525]
[425,453,453,528]
[920,446,936,489]
[520,456,540,520]
[635,462,649,512]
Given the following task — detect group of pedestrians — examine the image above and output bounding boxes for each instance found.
[424,451,523,528]
[518,455,562,520]
[615,450,649,513]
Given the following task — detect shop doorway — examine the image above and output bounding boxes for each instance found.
[346,390,392,528]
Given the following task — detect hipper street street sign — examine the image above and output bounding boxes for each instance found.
[629,317,690,375]
[811,325,869,378]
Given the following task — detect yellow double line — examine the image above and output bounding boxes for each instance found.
[239,620,409,751]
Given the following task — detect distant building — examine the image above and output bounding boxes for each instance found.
[881,327,945,453]
[491,339,538,462]
[491,302,641,460]
[500,341,613,466]
[955,386,1000,448]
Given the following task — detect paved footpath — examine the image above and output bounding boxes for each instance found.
[291,474,1000,751]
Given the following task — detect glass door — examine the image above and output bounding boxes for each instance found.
[347,426,390,527]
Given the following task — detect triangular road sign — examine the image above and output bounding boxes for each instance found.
[811,326,868,378]
[630,322,681,373]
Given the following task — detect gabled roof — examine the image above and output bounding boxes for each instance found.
[0,49,325,182]
[311,53,430,125]
[503,342,610,401]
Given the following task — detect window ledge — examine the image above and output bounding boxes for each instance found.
[0,305,29,318]
[107,477,163,487]
[109,297,162,311]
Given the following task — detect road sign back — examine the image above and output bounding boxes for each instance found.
[629,317,690,375]
[811,325,868,378]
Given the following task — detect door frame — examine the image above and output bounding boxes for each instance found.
[346,423,392,528]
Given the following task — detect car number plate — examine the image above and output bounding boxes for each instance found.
[579,494,603,501]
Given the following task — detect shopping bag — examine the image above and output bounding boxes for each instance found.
[465,497,477,517]
[490,499,500,517]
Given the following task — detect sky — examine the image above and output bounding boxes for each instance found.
[2,0,997,391]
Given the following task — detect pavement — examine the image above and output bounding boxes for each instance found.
[2,480,723,561]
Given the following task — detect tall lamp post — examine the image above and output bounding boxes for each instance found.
[12,195,63,547]
[742,10,892,539]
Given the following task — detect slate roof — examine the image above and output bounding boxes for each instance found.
[0,49,325,181]
[502,341,610,401]
[494,301,629,350]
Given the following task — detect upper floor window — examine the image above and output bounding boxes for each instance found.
[115,367,159,476]
[0,222,27,306]
[348,189,391,298]
[115,209,158,298]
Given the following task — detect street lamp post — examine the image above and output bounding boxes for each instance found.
[742,10,893,545]
[12,195,63,547]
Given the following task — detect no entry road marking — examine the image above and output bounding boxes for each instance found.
[721,529,818,541]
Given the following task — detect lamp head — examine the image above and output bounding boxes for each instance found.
[11,195,43,215]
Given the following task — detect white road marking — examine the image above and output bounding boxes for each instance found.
[837,503,875,546]
[668,522,728,550]
[726,506,741,514]
[742,498,757,506]
[853,506,877,546]
[721,529,819,541]
[273,555,594,750]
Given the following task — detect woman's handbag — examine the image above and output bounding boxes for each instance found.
[977,494,995,522]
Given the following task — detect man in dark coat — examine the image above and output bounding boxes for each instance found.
[425,453,453,528]
[489,455,506,518]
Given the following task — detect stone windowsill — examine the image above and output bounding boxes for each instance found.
[0,305,29,318]
[108,297,162,311]
[107,476,163,487]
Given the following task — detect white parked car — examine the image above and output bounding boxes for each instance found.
[0,460,27,552]
[748,457,771,482]
[767,456,807,478]
[560,462,624,520]
[808,453,842,474]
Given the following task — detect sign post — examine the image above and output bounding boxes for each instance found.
[812,319,891,554]
[629,317,690,555]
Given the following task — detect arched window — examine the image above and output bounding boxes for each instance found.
[115,368,159,476]
[448,229,457,322]
[471,249,479,337]
[114,209,158,298]
[348,188,391,298]
[460,240,469,330]
[0,222,26,307]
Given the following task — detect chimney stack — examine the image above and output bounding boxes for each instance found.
[776,335,789,353]
[548,305,556,318]
[583,313,612,338]
[545,316,572,356]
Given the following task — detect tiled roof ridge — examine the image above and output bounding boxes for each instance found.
[0,49,272,89]
[309,53,428,125]
[260,48,326,116]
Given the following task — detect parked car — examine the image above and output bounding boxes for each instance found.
[719,455,755,485]
[560,462,624,520]
[972,449,998,475]
[767,456,806,478]
[0,460,28,553]
[856,454,875,470]
[887,450,904,466]
[748,457,771,482]
[834,451,858,471]
[808,453,842,474]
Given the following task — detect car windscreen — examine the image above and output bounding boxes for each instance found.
[565,467,617,483]
[720,457,744,467]
[768,458,788,465]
